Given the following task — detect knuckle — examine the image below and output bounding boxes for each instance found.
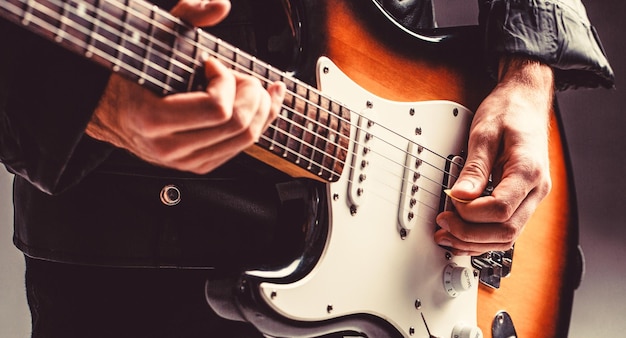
[229,111,251,133]
[498,225,520,243]
[462,159,491,181]
[209,103,232,123]
[492,199,516,222]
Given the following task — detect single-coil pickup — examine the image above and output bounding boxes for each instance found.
[442,155,465,212]
[347,116,374,208]
[398,141,424,231]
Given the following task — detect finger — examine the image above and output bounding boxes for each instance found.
[435,188,544,253]
[451,120,501,201]
[129,58,237,138]
[436,211,517,246]
[170,0,231,27]
[167,125,261,174]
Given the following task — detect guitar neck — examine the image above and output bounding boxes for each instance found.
[1,0,351,181]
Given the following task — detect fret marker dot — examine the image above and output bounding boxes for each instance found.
[77,3,87,17]
[131,30,141,44]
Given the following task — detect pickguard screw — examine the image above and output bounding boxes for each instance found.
[333,193,339,201]
[409,108,415,116]
[409,327,415,336]
[327,304,334,313]
[366,101,373,108]
[407,212,414,221]
[415,299,422,309]
[350,205,357,216]
[323,66,329,74]
[453,108,459,116]
[445,252,453,260]
[270,290,277,299]
[415,127,422,135]
[400,228,408,239]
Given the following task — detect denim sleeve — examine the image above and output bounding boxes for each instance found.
[479,0,614,90]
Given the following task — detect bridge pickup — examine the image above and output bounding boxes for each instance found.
[441,155,465,213]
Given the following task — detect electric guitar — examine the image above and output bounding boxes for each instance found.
[0,0,582,336]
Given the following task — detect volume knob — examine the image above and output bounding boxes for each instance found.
[452,323,483,338]
[443,263,474,297]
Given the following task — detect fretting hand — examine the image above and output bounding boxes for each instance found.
[86,0,286,174]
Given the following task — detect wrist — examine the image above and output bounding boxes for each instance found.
[497,55,554,92]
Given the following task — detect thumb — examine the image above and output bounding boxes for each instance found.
[451,149,496,201]
[171,0,231,27]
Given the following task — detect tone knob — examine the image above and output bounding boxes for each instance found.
[452,323,483,338]
[443,263,474,297]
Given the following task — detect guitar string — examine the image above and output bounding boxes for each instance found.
[85,0,464,183]
[6,0,458,218]
[5,0,463,216]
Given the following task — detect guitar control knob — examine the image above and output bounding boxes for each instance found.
[451,323,483,338]
[443,263,474,297]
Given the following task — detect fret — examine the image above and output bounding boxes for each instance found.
[54,1,72,43]
[326,104,350,180]
[234,50,253,75]
[98,0,126,72]
[120,0,151,84]
[51,0,96,58]
[190,30,218,91]
[138,2,157,86]
[309,96,326,174]
[267,80,291,152]
[297,89,318,169]
[251,58,269,81]
[284,83,309,162]
[215,40,236,68]
[267,68,283,83]
[23,0,65,45]
[85,0,104,59]
[167,24,196,94]
[145,6,177,93]
[21,0,36,26]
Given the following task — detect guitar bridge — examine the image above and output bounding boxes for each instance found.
[471,247,515,289]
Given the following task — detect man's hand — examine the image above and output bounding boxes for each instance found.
[85,0,286,174]
[435,56,555,256]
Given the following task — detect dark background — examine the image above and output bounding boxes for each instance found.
[1,1,624,336]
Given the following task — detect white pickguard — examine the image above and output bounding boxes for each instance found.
[254,57,478,337]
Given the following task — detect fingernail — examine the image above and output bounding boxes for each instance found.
[437,218,449,230]
[437,238,452,247]
[455,179,474,192]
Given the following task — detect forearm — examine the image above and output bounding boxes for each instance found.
[496,55,555,115]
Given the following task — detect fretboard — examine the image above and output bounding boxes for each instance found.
[1,0,350,181]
